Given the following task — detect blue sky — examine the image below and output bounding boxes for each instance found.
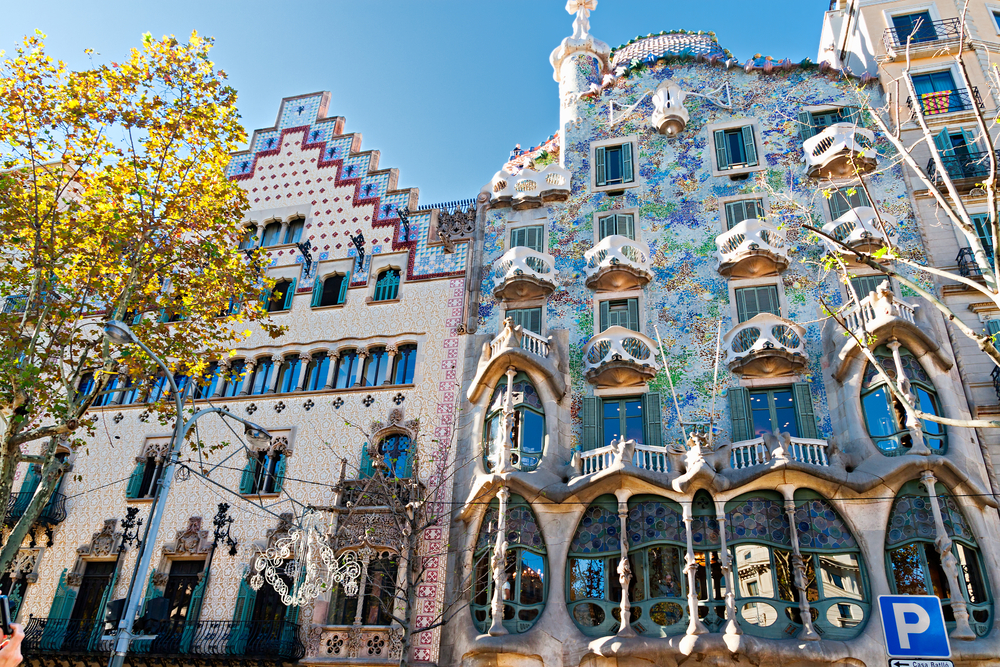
[2,1,824,204]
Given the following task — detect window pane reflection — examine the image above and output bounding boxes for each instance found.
[569,559,605,601]
[735,545,775,598]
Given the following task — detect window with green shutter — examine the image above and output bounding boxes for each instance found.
[312,273,347,307]
[714,126,758,171]
[797,108,862,142]
[510,225,544,252]
[594,143,635,188]
[373,269,400,301]
[748,388,800,438]
[987,320,1000,343]
[828,186,871,220]
[734,285,780,322]
[724,199,765,230]
[971,214,995,256]
[849,275,888,301]
[589,393,662,450]
[506,307,542,334]
[728,387,753,443]
[599,298,640,332]
[597,213,635,240]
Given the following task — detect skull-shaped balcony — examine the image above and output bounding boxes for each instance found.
[584,235,653,291]
[842,283,921,344]
[582,326,660,388]
[492,247,558,301]
[822,207,897,255]
[723,313,807,378]
[803,123,877,178]
[488,164,571,210]
[716,218,788,279]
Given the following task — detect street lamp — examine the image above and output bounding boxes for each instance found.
[101,320,270,667]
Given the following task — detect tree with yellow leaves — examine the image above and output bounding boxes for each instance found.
[0,31,280,573]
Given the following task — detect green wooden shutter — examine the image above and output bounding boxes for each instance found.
[239,458,256,494]
[228,573,257,653]
[279,602,301,650]
[272,454,287,494]
[621,142,634,183]
[582,397,598,451]
[714,130,729,170]
[180,571,208,652]
[41,569,76,650]
[829,189,851,220]
[87,567,119,650]
[141,570,161,614]
[359,443,375,478]
[8,581,24,621]
[282,278,297,310]
[972,214,994,253]
[627,298,640,332]
[310,278,323,307]
[797,110,815,142]
[620,214,635,239]
[158,308,168,323]
[961,128,979,152]
[987,320,1000,342]
[401,444,413,478]
[742,126,758,166]
[599,300,610,332]
[19,464,41,495]
[643,392,663,448]
[841,106,862,126]
[595,146,607,186]
[126,460,146,499]
[792,383,818,439]
[933,128,953,156]
[728,387,753,443]
[339,273,350,304]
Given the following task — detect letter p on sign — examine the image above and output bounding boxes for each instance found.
[879,595,951,658]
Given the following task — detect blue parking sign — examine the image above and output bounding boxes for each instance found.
[879,596,952,658]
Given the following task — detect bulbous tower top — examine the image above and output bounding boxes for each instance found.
[549,0,611,83]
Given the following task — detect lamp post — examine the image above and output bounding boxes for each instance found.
[102,320,270,667]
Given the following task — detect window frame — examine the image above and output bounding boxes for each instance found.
[728,278,786,325]
[594,210,639,242]
[598,396,646,448]
[590,135,640,194]
[508,224,546,253]
[747,387,802,439]
[708,119,765,177]
[720,196,767,232]
[595,292,644,334]
[504,306,544,335]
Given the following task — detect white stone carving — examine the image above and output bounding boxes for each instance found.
[488,164,572,210]
[803,122,878,178]
[716,218,788,278]
[650,82,690,135]
[822,206,897,254]
[492,246,558,301]
[584,234,653,290]
[582,326,660,387]
[722,313,807,377]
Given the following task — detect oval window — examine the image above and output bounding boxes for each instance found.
[573,603,606,626]
[826,602,865,628]
[649,601,684,626]
[741,601,777,627]
[612,606,643,622]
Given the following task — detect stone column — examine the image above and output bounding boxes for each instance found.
[352,546,374,626]
[295,353,312,391]
[921,471,976,639]
[382,345,398,386]
[614,489,636,637]
[353,351,368,388]
[778,487,819,641]
[682,501,708,635]
[253,223,264,247]
[488,486,510,636]
[212,362,229,398]
[887,338,931,455]
[266,355,284,393]
[715,500,742,637]
[239,360,257,396]
[324,351,340,389]
[495,367,517,473]
[279,220,289,245]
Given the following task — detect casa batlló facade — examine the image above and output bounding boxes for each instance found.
[3,3,1000,667]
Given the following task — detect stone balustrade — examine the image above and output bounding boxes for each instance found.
[309,624,404,662]
[575,441,670,476]
[492,246,558,301]
[582,326,660,387]
[584,234,653,291]
[488,326,551,360]
[803,122,877,178]
[730,436,829,469]
[716,218,788,278]
[722,313,807,377]
[842,286,917,335]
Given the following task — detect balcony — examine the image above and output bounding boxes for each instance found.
[927,150,999,187]
[907,87,983,117]
[1,295,27,314]
[803,123,877,178]
[730,436,830,470]
[582,326,660,388]
[842,287,918,340]
[957,247,994,278]
[822,207,897,255]
[882,17,966,58]
[492,247,558,301]
[584,235,653,291]
[336,478,415,507]
[21,618,304,662]
[489,325,550,361]
[716,218,788,278]
[488,164,571,210]
[5,492,66,528]
[722,313,807,378]
[992,366,1000,403]
[309,625,402,662]
[576,441,669,476]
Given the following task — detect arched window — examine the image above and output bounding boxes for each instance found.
[360,434,412,478]
[220,361,246,398]
[94,375,120,407]
[119,377,144,405]
[885,480,991,636]
[261,221,282,247]
[238,227,258,250]
[373,269,400,302]
[304,353,330,391]
[283,218,304,245]
[194,363,220,399]
[240,450,287,495]
[728,491,868,639]
[362,347,388,386]
[328,552,399,626]
[267,279,295,313]
[471,495,546,634]
[482,373,545,472]
[248,358,275,395]
[392,344,417,385]
[334,351,359,389]
[76,372,95,401]
[862,345,946,454]
[273,355,300,394]
[311,274,347,308]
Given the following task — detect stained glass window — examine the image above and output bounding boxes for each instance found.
[482,373,546,471]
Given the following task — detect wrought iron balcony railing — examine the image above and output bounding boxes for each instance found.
[5,492,66,527]
[22,617,304,661]
[927,149,999,184]
[2,295,28,314]
[883,17,964,50]
[907,87,983,117]
[956,246,994,278]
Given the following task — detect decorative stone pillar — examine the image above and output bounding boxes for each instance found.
[295,353,312,391]
[715,500,741,637]
[266,355,284,393]
[921,471,976,639]
[324,351,340,389]
[351,546,375,626]
[239,360,257,396]
[778,487,819,641]
[212,362,229,398]
[278,220,289,245]
[488,486,510,636]
[253,223,264,247]
[382,345,398,386]
[495,367,517,474]
[614,489,636,637]
[353,351,368,388]
[682,501,708,635]
[887,338,931,455]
